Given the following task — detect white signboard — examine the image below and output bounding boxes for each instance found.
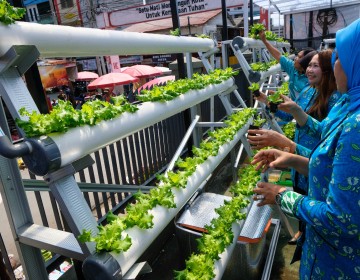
[106,0,243,27]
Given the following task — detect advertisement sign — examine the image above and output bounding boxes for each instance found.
[119,55,143,65]
[38,65,69,89]
[152,54,176,63]
[101,0,243,28]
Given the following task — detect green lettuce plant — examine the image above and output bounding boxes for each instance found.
[78,108,256,257]
[253,114,266,127]
[0,0,25,25]
[17,69,238,137]
[138,68,238,102]
[248,82,260,97]
[282,121,295,141]
[170,28,180,36]
[250,60,278,72]
[268,82,290,112]
[249,23,287,42]
[16,96,138,137]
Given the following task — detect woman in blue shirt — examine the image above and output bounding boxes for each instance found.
[259,30,314,99]
[252,19,360,279]
[249,50,340,155]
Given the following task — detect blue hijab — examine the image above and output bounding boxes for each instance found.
[336,18,360,112]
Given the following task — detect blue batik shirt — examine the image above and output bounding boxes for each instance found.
[278,18,360,280]
[296,94,350,157]
[280,86,341,193]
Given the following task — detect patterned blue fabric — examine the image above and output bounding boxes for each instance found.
[281,86,341,193]
[296,94,350,157]
[290,19,360,279]
[275,86,316,124]
[280,56,309,100]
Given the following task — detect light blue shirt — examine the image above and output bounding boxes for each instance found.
[279,56,309,100]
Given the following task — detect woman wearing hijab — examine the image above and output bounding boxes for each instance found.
[251,19,360,279]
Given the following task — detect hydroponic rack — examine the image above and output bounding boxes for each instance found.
[0,22,280,280]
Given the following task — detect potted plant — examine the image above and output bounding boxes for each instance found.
[267,82,289,113]
[249,23,287,43]
[267,92,283,113]
[253,114,266,128]
[248,82,260,97]
[249,23,266,39]
[248,114,266,135]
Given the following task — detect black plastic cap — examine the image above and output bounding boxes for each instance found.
[248,70,261,83]
[82,252,122,280]
[231,36,245,50]
[22,136,61,176]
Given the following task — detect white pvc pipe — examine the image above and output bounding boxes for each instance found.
[259,64,282,83]
[0,22,214,58]
[50,78,234,167]
[213,222,242,280]
[110,119,252,275]
[236,37,290,51]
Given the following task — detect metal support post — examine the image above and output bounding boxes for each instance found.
[165,115,200,174]
[261,218,282,280]
[0,103,48,279]
[44,166,99,256]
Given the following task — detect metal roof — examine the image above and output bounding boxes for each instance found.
[253,0,360,14]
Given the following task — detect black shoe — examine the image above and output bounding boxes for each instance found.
[288,236,298,245]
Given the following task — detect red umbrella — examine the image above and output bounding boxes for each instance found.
[138,75,175,92]
[121,65,163,78]
[87,73,139,90]
[76,71,99,81]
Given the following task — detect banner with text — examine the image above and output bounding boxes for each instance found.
[105,0,243,28]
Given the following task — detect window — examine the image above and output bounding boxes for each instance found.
[61,0,74,9]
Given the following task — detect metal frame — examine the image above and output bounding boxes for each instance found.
[0,21,287,280]
[253,0,359,15]
[0,96,48,279]
[0,42,251,280]
[261,218,282,280]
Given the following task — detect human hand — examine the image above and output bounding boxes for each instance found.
[259,30,266,42]
[247,129,291,150]
[251,149,293,172]
[277,95,301,114]
[253,91,268,104]
[253,182,286,206]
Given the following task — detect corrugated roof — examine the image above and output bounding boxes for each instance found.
[253,0,360,14]
[121,9,222,33]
